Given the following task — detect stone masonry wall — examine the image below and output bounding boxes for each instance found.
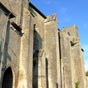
[0,8,21,88]
[0,0,31,88]
[61,26,86,88]
[44,14,61,88]
[0,1,86,88]
[86,77,88,88]
[60,31,73,88]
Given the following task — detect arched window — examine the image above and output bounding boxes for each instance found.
[2,67,13,88]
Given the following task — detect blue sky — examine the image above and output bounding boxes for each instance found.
[31,0,88,71]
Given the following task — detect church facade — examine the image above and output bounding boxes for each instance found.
[0,0,87,88]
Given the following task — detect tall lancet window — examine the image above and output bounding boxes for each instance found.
[33,24,39,88]
[0,38,2,63]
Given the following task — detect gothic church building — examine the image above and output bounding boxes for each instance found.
[0,0,86,88]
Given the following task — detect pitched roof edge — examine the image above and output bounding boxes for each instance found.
[29,2,47,19]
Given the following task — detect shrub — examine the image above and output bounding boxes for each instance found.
[75,81,79,88]
[86,71,88,76]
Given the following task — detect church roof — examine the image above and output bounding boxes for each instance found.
[29,2,46,19]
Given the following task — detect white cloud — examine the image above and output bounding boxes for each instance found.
[40,0,53,5]
[47,1,52,4]
[42,0,58,5]
[60,7,67,14]
[83,23,88,29]
[59,7,72,24]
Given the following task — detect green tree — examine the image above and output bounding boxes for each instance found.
[75,81,79,88]
[86,71,88,76]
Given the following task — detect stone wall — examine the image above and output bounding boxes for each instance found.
[0,8,21,88]
[29,5,46,88]
[86,77,88,88]
[60,31,74,88]
[0,0,31,88]
[44,14,61,88]
[0,0,86,88]
[61,26,86,88]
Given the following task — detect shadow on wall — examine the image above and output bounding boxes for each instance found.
[33,29,42,50]
[33,28,42,88]
[1,18,10,72]
[46,58,49,88]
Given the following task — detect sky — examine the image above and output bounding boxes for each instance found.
[31,0,88,71]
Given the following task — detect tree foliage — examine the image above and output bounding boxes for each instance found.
[86,71,88,76]
[75,81,79,88]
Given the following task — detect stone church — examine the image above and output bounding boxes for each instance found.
[0,0,87,88]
